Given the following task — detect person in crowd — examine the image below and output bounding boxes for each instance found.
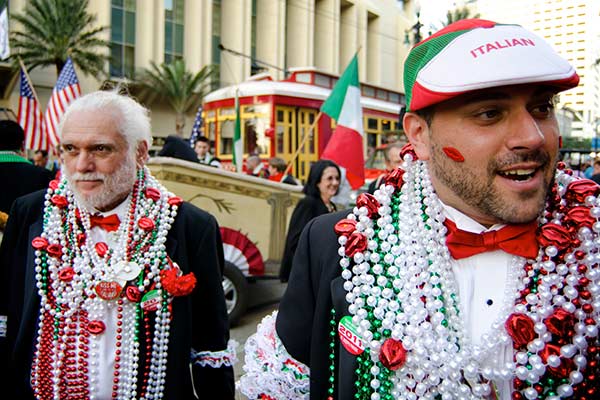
[246,154,267,177]
[240,19,599,400]
[0,91,235,399]
[267,157,298,185]
[279,159,340,282]
[367,141,405,194]
[590,159,600,184]
[0,120,52,216]
[157,134,200,163]
[33,149,60,178]
[194,136,222,168]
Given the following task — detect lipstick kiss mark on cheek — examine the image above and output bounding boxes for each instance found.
[442,147,465,163]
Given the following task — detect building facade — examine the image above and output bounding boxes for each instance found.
[2,0,418,141]
[477,0,600,139]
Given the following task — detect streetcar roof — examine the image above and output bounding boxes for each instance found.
[204,80,402,115]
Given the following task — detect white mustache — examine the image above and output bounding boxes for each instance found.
[69,172,106,181]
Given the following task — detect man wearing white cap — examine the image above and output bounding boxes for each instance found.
[239,19,599,400]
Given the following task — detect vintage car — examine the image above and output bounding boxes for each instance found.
[147,157,303,325]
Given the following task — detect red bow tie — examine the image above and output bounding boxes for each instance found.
[89,214,121,232]
[444,219,539,260]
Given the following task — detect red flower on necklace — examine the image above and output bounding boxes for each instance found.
[379,338,407,370]
[564,206,596,229]
[95,242,109,257]
[58,267,75,282]
[31,236,49,250]
[145,187,161,201]
[399,143,417,160]
[356,193,380,218]
[564,179,600,204]
[383,168,405,188]
[537,224,572,251]
[544,308,575,338]
[334,219,357,237]
[46,243,63,258]
[160,268,197,297]
[168,196,183,207]
[49,179,59,190]
[138,217,155,231]
[505,313,536,348]
[50,195,68,209]
[540,343,575,378]
[345,232,368,258]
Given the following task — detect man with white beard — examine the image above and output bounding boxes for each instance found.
[0,91,235,399]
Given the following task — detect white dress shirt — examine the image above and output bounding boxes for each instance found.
[443,203,515,399]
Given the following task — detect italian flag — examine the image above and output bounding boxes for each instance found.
[233,88,243,172]
[321,54,365,189]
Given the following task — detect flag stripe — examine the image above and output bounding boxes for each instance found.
[18,69,48,151]
[44,58,81,147]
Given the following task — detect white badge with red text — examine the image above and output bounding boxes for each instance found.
[338,316,365,355]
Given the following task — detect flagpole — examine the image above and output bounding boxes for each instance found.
[17,57,43,105]
[283,111,323,177]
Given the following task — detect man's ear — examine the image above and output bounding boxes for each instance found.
[403,112,431,161]
[136,141,149,166]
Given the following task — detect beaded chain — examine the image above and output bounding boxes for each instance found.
[335,154,600,400]
[30,167,181,400]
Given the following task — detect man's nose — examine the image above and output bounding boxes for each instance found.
[505,109,546,151]
[75,151,94,172]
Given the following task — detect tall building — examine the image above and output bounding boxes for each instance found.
[477,0,600,138]
[1,0,419,140]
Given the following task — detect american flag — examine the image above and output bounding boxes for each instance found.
[44,57,81,147]
[18,68,48,151]
[188,105,203,147]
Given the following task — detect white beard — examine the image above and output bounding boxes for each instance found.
[63,153,137,211]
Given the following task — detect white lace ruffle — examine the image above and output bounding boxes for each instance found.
[191,339,238,368]
[237,311,310,399]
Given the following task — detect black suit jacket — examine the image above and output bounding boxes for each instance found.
[0,190,235,399]
[279,196,333,282]
[0,161,52,214]
[276,210,356,400]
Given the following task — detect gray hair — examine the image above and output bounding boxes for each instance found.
[58,90,153,151]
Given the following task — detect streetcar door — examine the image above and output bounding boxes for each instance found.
[275,106,296,176]
[296,108,318,182]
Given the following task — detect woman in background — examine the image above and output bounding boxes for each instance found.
[279,159,340,282]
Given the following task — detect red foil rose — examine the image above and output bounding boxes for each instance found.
[540,343,575,378]
[58,267,75,282]
[168,196,183,207]
[49,180,59,190]
[95,242,109,257]
[31,236,49,250]
[399,143,417,160]
[77,233,86,247]
[50,195,68,209]
[537,224,572,251]
[145,187,161,201]
[46,243,63,258]
[345,232,367,258]
[544,308,575,338]
[160,269,197,297]
[505,313,536,348]
[356,193,380,218]
[334,219,357,237]
[125,286,142,303]
[138,217,155,231]
[379,338,407,371]
[383,168,405,187]
[564,206,596,229]
[565,179,600,204]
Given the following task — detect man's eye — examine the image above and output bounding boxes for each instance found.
[532,103,555,116]
[476,109,500,120]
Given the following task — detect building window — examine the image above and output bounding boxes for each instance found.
[164,0,184,63]
[110,0,136,78]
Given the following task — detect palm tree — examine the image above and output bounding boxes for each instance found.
[444,6,480,26]
[139,60,216,136]
[10,0,109,77]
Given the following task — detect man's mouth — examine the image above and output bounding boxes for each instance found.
[497,168,538,181]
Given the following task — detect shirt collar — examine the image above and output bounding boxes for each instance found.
[441,201,506,234]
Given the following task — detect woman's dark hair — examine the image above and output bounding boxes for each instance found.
[303,159,341,198]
